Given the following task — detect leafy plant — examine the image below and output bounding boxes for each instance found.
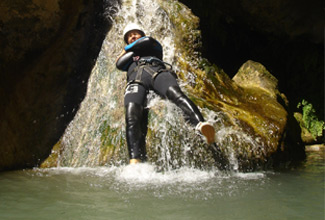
[297,99,324,139]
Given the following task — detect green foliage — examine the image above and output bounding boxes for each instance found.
[297,100,325,139]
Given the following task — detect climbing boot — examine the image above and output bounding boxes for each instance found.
[196,121,215,144]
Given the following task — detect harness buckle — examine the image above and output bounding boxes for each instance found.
[138,59,147,65]
[138,57,163,67]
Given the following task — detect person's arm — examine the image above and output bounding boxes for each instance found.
[115,49,126,63]
[124,36,147,52]
[116,51,135,71]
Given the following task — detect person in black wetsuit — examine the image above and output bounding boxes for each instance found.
[116,23,216,164]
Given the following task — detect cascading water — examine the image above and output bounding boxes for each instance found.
[54,0,263,171]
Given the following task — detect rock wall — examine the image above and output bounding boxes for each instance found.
[180,0,324,116]
[0,0,118,171]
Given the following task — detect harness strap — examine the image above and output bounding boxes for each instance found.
[130,58,177,88]
[142,66,172,85]
[135,65,145,82]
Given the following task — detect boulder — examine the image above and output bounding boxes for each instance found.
[180,0,324,117]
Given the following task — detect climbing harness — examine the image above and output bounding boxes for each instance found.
[133,57,176,85]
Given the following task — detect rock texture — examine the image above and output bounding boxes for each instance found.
[180,0,324,117]
[161,0,305,169]
[0,0,117,171]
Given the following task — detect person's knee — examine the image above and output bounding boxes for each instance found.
[165,85,184,101]
[124,82,147,107]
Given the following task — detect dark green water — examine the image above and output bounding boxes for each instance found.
[0,151,324,220]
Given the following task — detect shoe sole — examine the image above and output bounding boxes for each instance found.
[200,123,215,144]
[129,159,141,164]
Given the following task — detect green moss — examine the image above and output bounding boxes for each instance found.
[99,120,127,164]
[297,100,325,140]
[40,140,61,168]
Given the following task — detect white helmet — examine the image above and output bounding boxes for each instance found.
[123,23,145,43]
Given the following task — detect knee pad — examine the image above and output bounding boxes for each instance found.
[124,82,147,107]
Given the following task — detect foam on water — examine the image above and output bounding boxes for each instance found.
[115,163,217,184]
[36,164,266,187]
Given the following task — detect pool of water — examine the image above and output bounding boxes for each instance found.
[0,151,324,220]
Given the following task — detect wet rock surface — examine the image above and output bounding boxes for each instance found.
[0,0,117,170]
[180,0,324,116]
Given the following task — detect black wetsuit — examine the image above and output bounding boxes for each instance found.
[116,36,205,161]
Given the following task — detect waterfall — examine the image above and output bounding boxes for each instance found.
[56,0,176,167]
[53,0,266,171]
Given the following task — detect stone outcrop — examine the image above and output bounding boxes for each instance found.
[160,0,305,169]
[0,0,118,171]
[180,0,324,117]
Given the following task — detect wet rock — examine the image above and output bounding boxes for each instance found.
[180,0,324,118]
[165,1,304,170]
[233,60,279,99]
[0,0,117,171]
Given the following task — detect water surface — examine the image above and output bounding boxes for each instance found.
[0,151,324,220]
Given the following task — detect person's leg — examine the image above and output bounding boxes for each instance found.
[165,85,216,144]
[153,72,204,125]
[153,72,215,144]
[165,85,203,125]
[124,83,148,163]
